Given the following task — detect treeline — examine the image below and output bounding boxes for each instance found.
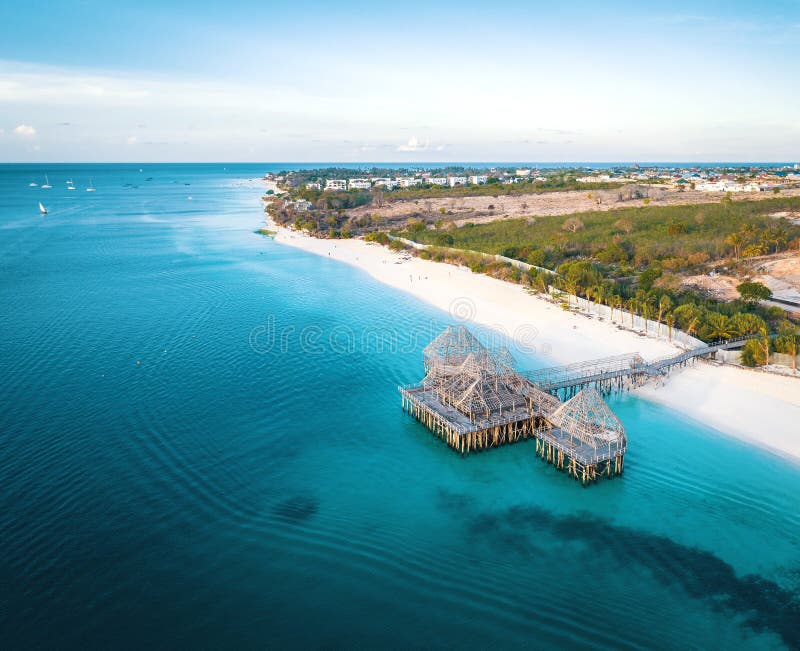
[405,244,799,364]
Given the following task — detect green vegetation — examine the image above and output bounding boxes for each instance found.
[399,197,800,271]
[364,231,390,245]
[394,197,800,344]
[736,281,772,303]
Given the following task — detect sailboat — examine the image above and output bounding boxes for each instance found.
[41,175,52,189]
[29,181,38,187]
[67,179,76,190]
[86,178,96,192]
[39,202,47,215]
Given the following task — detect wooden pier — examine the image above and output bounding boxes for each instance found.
[399,327,627,485]
[525,335,765,399]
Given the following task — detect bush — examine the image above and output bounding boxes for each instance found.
[740,339,768,367]
[736,281,772,303]
[365,231,390,245]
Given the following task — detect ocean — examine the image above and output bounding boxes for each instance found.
[1,163,799,650]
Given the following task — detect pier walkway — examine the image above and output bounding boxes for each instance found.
[526,335,762,397]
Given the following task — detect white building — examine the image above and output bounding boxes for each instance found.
[577,174,611,183]
[448,176,467,187]
[293,199,313,211]
[324,179,347,191]
[305,182,321,190]
[515,168,531,177]
[697,181,761,193]
[348,179,372,190]
[373,178,398,189]
[428,177,449,186]
[397,177,423,187]
[468,175,488,185]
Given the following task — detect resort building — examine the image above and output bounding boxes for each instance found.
[428,177,449,186]
[515,168,531,177]
[305,182,321,190]
[468,175,488,185]
[348,179,372,190]
[397,177,424,187]
[373,178,398,189]
[324,179,347,191]
[447,176,467,187]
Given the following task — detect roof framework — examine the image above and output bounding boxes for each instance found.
[420,326,558,421]
[547,388,626,449]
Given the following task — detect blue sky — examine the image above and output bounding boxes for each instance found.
[1,0,799,162]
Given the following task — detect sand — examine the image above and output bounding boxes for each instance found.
[267,217,800,465]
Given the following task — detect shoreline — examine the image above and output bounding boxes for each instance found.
[264,215,800,465]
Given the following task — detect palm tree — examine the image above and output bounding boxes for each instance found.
[776,320,799,372]
[725,231,746,261]
[609,293,622,322]
[666,312,675,341]
[773,227,788,253]
[627,297,638,328]
[657,295,673,337]
[729,313,765,338]
[759,325,771,366]
[705,313,732,342]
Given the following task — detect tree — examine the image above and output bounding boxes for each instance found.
[638,267,662,291]
[657,295,673,337]
[666,312,675,341]
[740,339,767,366]
[736,281,772,304]
[705,312,732,341]
[728,313,766,338]
[726,231,746,260]
[774,320,799,371]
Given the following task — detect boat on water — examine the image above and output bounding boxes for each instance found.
[67,179,75,190]
[29,181,38,187]
[41,175,52,189]
[39,202,47,215]
[86,178,96,192]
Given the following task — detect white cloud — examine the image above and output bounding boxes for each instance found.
[397,136,428,152]
[126,135,137,145]
[14,124,36,137]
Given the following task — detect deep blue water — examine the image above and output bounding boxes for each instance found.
[1,164,799,650]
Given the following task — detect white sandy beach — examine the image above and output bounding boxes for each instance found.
[267,218,800,464]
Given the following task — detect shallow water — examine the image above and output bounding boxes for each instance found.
[1,164,799,649]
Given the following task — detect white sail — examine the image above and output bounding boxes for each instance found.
[39,202,47,214]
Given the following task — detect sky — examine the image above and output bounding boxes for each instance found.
[0,0,799,162]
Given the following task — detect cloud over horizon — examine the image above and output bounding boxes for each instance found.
[13,124,36,137]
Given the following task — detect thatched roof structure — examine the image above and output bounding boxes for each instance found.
[547,388,626,448]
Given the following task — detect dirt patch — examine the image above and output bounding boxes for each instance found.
[750,254,800,303]
[682,273,741,301]
[348,186,800,226]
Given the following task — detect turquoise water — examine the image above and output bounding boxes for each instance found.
[1,164,799,650]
